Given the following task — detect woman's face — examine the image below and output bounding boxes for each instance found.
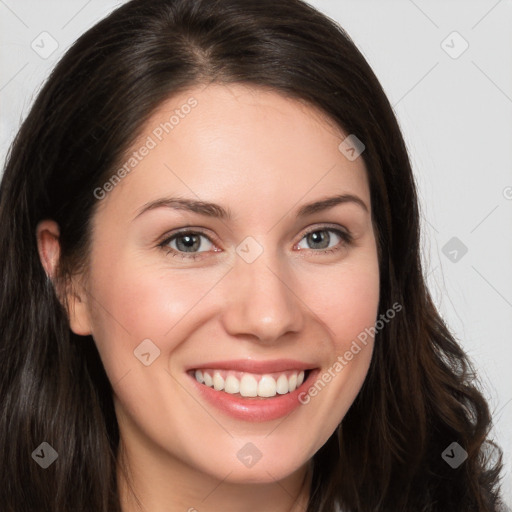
[69,84,379,485]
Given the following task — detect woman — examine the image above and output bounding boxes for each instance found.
[0,0,505,510]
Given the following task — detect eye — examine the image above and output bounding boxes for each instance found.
[158,225,353,261]
[295,227,352,255]
[159,230,217,260]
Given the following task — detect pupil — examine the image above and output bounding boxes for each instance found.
[177,234,200,252]
[308,230,329,249]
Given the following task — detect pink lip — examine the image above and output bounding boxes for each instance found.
[187,358,314,374]
[187,366,320,422]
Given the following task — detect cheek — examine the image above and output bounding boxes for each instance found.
[84,254,194,377]
[299,254,380,345]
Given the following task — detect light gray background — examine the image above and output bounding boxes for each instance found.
[1,0,511,505]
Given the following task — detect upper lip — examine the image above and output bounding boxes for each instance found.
[187,359,316,374]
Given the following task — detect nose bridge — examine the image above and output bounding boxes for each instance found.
[220,239,304,343]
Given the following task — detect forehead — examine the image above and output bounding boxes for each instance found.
[96,83,370,220]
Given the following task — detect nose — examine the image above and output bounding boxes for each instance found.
[220,246,305,344]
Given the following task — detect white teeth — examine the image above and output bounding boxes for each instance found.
[288,373,297,392]
[258,375,277,397]
[213,371,224,391]
[194,369,309,398]
[240,374,258,397]
[224,375,240,394]
[203,372,213,387]
[276,374,289,394]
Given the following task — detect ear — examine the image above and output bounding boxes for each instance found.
[36,219,93,336]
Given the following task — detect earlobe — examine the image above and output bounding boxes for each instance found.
[36,219,93,336]
[67,290,93,336]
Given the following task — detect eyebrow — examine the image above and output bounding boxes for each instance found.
[133,193,368,221]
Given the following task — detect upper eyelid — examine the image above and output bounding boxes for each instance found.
[160,224,350,249]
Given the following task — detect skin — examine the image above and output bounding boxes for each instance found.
[37,83,380,512]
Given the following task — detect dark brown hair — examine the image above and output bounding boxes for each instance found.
[0,0,504,510]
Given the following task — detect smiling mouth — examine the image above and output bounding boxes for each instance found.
[189,368,312,398]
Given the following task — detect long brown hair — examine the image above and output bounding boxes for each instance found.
[0,0,504,510]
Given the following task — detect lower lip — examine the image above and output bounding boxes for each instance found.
[188,369,320,422]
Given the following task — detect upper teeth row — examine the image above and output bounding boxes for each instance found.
[195,370,305,397]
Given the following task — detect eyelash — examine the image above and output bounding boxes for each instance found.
[158,226,353,261]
